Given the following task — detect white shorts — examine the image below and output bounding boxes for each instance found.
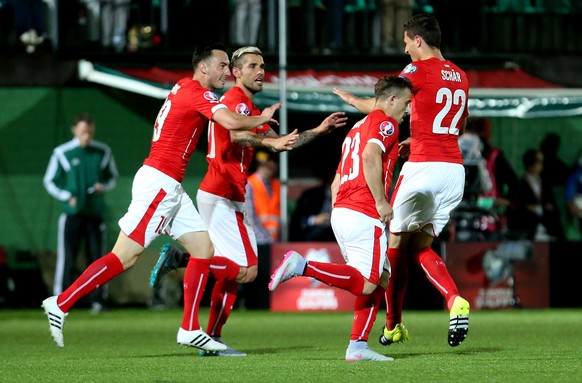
[196,189,258,267]
[118,165,206,247]
[330,208,389,285]
[389,161,464,236]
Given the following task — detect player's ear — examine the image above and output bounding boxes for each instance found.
[199,62,207,75]
[388,94,396,106]
[232,66,241,78]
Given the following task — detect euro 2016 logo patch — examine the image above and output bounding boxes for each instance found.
[204,91,219,102]
[403,64,417,74]
[379,121,395,138]
[235,103,251,115]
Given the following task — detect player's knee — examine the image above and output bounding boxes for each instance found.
[379,270,390,289]
[361,280,377,295]
[117,252,139,270]
[236,266,258,284]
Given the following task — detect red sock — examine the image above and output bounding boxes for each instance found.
[304,261,365,295]
[210,256,241,281]
[414,247,459,308]
[385,248,408,330]
[181,257,211,331]
[351,285,385,341]
[57,252,124,313]
[206,279,238,337]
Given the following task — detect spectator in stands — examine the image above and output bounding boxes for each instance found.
[9,0,45,53]
[380,0,414,53]
[323,0,345,53]
[455,120,493,241]
[510,148,564,241]
[82,0,131,51]
[289,167,336,242]
[463,119,518,240]
[232,0,262,46]
[565,150,582,238]
[288,0,326,53]
[43,114,118,314]
[540,132,571,187]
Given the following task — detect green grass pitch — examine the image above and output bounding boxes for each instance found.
[1,307,581,382]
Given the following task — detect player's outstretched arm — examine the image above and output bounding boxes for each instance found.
[333,88,375,114]
[213,102,282,131]
[293,112,348,148]
[231,128,299,152]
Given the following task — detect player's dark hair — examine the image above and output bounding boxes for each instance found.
[375,75,412,100]
[73,113,95,127]
[404,13,441,49]
[192,43,227,71]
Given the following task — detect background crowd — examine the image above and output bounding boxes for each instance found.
[1,0,582,55]
[453,121,582,243]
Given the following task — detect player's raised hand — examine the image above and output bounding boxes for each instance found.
[333,88,356,106]
[318,112,348,133]
[261,102,282,121]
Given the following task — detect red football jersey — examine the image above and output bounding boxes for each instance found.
[199,86,270,202]
[143,78,227,182]
[334,110,399,219]
[400,57,469,164]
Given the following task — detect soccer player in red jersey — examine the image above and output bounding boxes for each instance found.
[41,43,281,352]
[333,13,471,348]
[269,76,412,361]
[149,46,348,356]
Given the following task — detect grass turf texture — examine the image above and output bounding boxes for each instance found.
[1,308,581,382]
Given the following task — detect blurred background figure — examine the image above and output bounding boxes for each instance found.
[509,148,563,241]
[323,0,345,53]
[9,0,45,53]
[454,120,493,241]
[478,122,518,239]
[565,150,582,239]
[289,167,335,242]
[241,150,281,309]
[232,0,262,46]
[540,132,571,187]
[380,0,413,53]
[81,0,131,51]
[43,114,118,313]
[455,120,518,241]
[245,150,281,244]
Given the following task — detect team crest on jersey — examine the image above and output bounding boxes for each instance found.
[235,103,251,115]
[403,64,417,74]
[204,91,219,102]
[379,121,395,138]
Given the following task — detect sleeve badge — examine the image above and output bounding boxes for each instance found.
[235,103,251,115]
[204,91,220,102]
[402,64,418,74]
[379,121,395,138]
